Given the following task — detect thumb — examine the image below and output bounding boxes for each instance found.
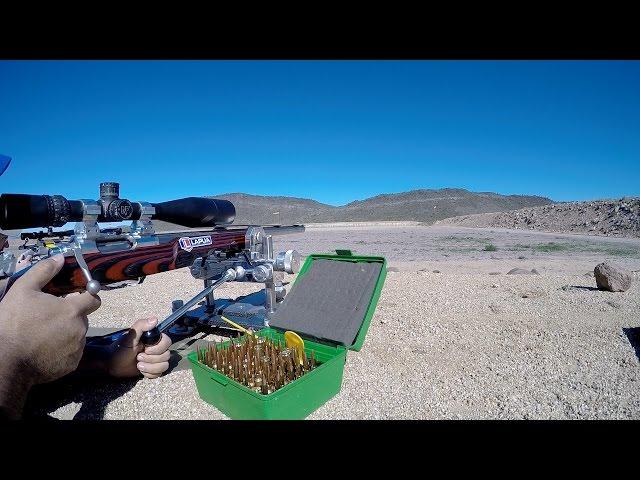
[66,291,102,315]
[127,317,159,347]
[15,254,65,291]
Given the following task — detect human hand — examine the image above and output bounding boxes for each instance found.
[0,255,101,384]
[103,317,172,379]
[0,255,101,418]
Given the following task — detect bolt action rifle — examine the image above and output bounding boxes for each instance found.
[0,182,304,347]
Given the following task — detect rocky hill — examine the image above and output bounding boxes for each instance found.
[187,189,552,226]
[437,197,640,237]
[334,189,551,223]
[207,193,338,224]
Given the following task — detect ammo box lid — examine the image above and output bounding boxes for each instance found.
[269,250,387,352]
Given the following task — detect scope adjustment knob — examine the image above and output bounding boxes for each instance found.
[107,199,134,221]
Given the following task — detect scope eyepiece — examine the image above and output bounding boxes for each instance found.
[1,182,236,230]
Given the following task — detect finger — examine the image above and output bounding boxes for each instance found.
[125,317,159,348]
[141,372,162,380]
[66,291,102,315]
[69,343,87,371]
[60,314,89,339]
[137,350,170,364]
[137,360,169,376]
[15,254,64,291]
[143,333,171,355]
[76,315,89,338]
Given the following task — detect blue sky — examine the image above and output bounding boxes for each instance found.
[0,60,638,205]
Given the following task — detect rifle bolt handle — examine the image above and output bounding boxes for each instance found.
[140,327,162,346]
[86,280,101,296]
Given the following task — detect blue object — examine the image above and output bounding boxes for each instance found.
[2,62,640,202]
[0,155,10,176]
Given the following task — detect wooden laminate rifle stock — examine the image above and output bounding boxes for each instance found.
[9,228,248,296]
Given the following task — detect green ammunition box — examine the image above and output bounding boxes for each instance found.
[187,250,387,419]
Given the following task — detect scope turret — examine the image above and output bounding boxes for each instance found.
[0,182,235,230]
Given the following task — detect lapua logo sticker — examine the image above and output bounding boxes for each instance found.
[178,236,212,252]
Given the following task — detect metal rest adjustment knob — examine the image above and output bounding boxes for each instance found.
[252,264,272,283]
[274,250,301,274]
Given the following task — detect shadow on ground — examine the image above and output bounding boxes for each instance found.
[22,328,208,420]
[22,325,232,420]
[23,375,139,420]
[623,327,640,363]
[569,285,600,291]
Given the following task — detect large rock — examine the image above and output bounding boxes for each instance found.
[594,262,632,292]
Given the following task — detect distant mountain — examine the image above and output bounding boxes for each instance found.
[334,188,552,223]
[174,188,552,227]
[1,188,554,237]
[208,193,338,224]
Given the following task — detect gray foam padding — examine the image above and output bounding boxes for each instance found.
[270,259,382,346]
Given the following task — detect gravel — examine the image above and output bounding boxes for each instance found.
[21,224,640,420]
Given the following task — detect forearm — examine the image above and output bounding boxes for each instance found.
[0,349,33,420]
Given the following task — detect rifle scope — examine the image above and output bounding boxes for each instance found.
[0,182,236,230]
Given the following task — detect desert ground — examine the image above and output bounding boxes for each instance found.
[22,223,640,419]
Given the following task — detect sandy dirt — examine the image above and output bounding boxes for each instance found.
[20,223,640,419]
